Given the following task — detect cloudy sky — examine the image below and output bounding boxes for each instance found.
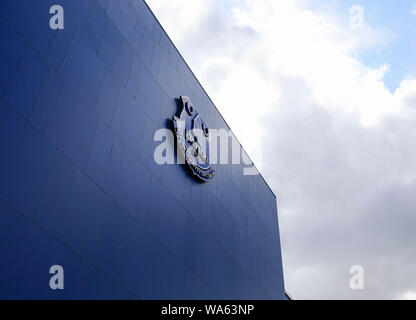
[146,0,416,299]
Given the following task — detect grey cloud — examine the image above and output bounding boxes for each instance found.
[405,93,416,108]
[262,77,416,299]
[170,3,259,69]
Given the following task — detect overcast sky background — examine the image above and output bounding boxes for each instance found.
[146,0,416,299]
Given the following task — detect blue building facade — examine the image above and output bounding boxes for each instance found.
[0,0,285,299]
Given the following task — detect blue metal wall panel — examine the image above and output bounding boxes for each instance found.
[0,0,285,299]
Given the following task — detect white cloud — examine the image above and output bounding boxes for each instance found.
[411,4,416,15]
[398,290,416,300]
[145,0,209,42]
[146,0,416,299]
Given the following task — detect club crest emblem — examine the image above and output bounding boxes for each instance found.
[173,96,216,182]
